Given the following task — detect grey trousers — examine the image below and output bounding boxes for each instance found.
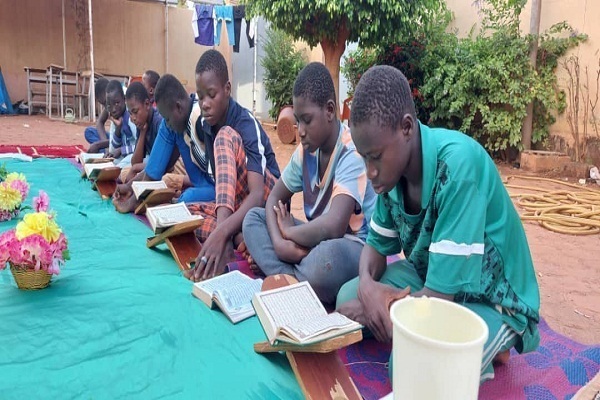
[242,207,363,304]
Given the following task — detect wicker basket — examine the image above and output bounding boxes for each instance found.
[9,263,52,290]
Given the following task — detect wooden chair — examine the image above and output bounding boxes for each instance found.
[24,67,49,115]
[47,64,65,119]
[78,70,106,120]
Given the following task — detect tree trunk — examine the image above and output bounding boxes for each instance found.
[521,0,542,150]
[320,18,350,112]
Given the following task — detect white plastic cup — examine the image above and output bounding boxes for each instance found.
[389,296,489,400]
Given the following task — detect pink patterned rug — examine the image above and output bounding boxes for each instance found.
[338,318,599,400]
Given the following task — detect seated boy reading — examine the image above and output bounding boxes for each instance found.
[113,74,217,210]
[184,49,280,282]
[335,66,540,382]
[85,77,109,153]
[106,80,138,168]
[142,70,160,105]
[122,81,180,184]
[242,63,376,304]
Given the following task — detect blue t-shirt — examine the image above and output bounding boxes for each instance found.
[145,118,213,192]
[138,107,163,157]
[198,98,280,181]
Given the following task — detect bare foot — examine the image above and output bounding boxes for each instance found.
[112,194,137,213]
[337,299,368,326]
[493,350,510,364]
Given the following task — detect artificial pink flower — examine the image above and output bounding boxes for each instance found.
[0,192,69,275]
[33,190,50,212]
[10,179,30,202]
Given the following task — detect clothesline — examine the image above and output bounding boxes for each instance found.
[192,4,256,52]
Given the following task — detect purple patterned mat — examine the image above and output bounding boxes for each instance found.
[338,318,599,400]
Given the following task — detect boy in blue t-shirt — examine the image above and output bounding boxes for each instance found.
[243,62,376,304]
[336,66,540,382]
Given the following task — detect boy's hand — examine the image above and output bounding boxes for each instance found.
[357,279,410,342]
[273,237,309,264]
[273,200,295,239]
[124,168,137,184]
[110,116,123,128]
[108,148,122,159]
[186,228,235,282]
[88,142,102,153]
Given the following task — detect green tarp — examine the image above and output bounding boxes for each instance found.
[0,158,302,399]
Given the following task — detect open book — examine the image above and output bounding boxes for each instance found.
[132,180,168,200]
[192,270,264,324]
[76,152,113,164]
[146,202,203,234]
[83,162,120,180]
[252,281,362,346]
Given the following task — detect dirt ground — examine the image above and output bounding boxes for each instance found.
[1,114,598,345]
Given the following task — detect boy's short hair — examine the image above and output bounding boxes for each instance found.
[125,82,149,103]
[143,70,160,89]
[293,62,336,108]
[195,49,229,85]
[154,74,188,109]
[94,78,109,99]
[350,65,416,130]
[106,79,125,99]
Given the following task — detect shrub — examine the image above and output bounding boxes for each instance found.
[261,28,307,120]
[341,47,378,98]
[421,7,585,151]
[341,1,585,153]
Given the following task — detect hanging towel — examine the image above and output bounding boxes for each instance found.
[246,17,256,48]
[192,4,214,46]
[232,5,246,53]
[214,5,235,46]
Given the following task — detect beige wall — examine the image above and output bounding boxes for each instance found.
[0,0,232,104]
[446,0,600,148]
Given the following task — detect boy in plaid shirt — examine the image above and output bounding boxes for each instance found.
[185,50,280,281]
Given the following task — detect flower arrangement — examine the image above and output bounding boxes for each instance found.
[0,164,30,221]
[0,191,69,289]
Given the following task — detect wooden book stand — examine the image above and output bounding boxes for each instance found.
[146,219,203,271]
[256,274,362,400]
[84,167,121,200]
[134,188,178,215]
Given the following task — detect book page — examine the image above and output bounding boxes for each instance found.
[215,278,263,313]
[132,180,167,199]
[196,270,252,297]
[84,162,115,177]
[280,312,357,343]
[258,282,326,330]
[77,152,105,164]
[147,203,199,228]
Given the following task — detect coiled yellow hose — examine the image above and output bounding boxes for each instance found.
[505,175,600,235]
